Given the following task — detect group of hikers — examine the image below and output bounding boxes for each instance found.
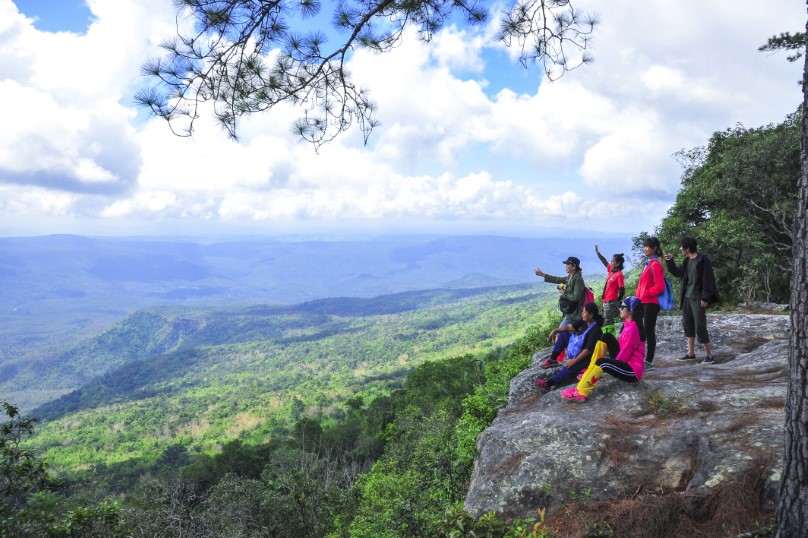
[533,236,719,402]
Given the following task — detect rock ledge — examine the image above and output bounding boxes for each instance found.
[464,313,789,521]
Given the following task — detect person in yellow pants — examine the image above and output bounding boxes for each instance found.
[561,296,647,402]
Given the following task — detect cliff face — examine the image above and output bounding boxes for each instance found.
[464,313,789,521]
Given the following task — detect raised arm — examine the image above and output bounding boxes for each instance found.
[665,256,683,278]
[595,245,609,268]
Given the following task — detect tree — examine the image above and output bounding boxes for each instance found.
[0,402,54,508]
[137,0,597,146]
[656,114,800,304]
[774,7,808,536]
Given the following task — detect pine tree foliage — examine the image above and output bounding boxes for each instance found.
[758,31,807,63]
[136,0,597,146]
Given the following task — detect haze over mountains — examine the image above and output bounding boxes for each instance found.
[0,233,630,412]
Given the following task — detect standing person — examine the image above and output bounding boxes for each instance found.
[664,236,718,363]
[537,303,604,391]
[595,245,625,328]
[635,236,666,369]
[535,257,586,368]
[560,296,646,402]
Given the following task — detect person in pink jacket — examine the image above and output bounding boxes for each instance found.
[635,236,665,369]
[560,296,647,402]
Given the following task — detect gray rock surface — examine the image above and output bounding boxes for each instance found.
[738,302,790,313]
[465,313,789,521]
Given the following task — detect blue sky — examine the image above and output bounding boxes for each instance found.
[0,0,803,238]
[12,0,92,33]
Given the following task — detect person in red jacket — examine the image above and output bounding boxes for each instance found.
[595,245,625,327]
[635,236,666,368]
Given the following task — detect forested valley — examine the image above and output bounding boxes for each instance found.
[2,283,565,537]
[0,111,800,537]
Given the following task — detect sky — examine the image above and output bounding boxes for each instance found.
[0,0,803,238]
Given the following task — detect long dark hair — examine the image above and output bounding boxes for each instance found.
[643,236,663,258]
[583,302,604,326]
[629,302,647,342]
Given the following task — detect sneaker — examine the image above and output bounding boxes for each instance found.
[676,354,696,361]
[536,378,550,390]
[703,356,714,364]
[561,388,586,402]
[645,362,655,370]
[540,358,560,369]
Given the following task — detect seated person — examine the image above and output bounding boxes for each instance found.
[540,324,571,369]
[537,303,603,391]
[561,296,647,402]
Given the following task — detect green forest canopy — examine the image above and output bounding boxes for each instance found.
[652,111,799,304]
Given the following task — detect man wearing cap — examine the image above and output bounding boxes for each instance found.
[535,257,587,367]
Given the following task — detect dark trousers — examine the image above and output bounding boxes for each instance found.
[642,302,660,364]
[550,331,571,359]
[595,358,640,382]
[600,332,620,359]
[596,332,640,381]
[682,297,710,343]
[550,359,590,387]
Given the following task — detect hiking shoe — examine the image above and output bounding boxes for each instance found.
[703,356,714,364]
[561,388,586,402]
[540,358,560,369]
[536,378,550,390]
[644,362,655,371]
[676,354,696,361]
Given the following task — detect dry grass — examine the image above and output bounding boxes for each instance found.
[712,413,759,434]
[599,415,639,464]
[695,400,720,413]
[643,389,694,418]
[602,436,634,464]
[601,414,634,432]
[737,365,788,376]
[542,456,774,538]
[701,379,727,390]
[757,397,785,409]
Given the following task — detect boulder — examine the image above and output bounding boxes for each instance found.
[464,313,789,521]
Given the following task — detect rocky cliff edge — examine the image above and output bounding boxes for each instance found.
[464,313,789,524]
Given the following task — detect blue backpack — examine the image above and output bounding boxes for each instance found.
[566,322,597,358]
[659,277,675,311]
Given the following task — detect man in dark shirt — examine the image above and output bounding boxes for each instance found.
[664,237,718,363]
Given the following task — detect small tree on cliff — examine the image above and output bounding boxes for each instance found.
[136,0,597,147]
[0,402,54,508]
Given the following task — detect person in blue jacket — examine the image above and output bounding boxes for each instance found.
[537,303,604,390]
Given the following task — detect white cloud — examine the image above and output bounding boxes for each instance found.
[0,0,802,236]
[431,25,486,72]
